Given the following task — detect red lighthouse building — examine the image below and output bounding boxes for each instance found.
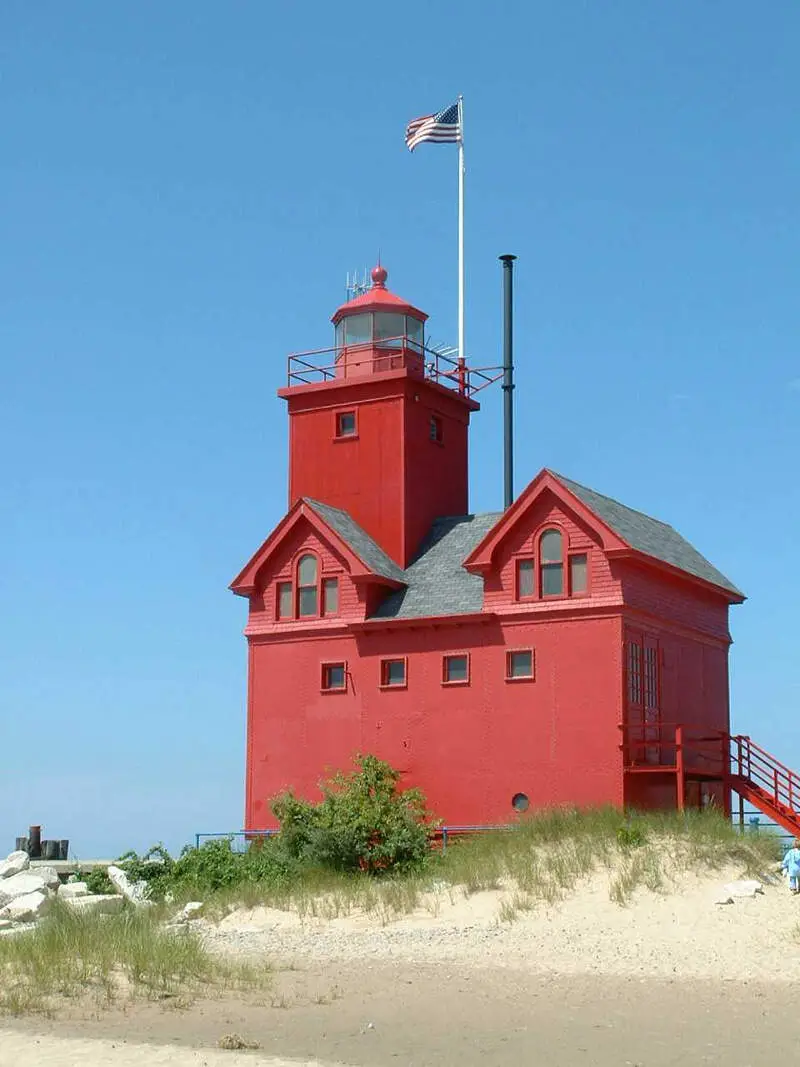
[231,266,800,834]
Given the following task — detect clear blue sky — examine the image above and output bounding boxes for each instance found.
[1,3,798,858]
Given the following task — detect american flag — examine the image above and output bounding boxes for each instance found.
[405,101,461,152]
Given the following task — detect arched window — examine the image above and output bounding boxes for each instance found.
[297,554,319,617]
[276,554,339,621]
[539,528,564,597]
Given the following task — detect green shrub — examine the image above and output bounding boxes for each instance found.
[616,823,647,850]
[82,867,114,895]
[272,754,435,874]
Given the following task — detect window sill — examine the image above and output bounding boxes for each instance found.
[333,435,359,443]
[505,675,535,684]
[441,680,470,687]
[379,683,408,691]
[320,687,348,695]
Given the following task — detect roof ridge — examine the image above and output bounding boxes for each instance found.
[547,470,676,532]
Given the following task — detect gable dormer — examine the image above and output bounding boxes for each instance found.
[464,470,743,626]
[464,471,626,614]
[230,499,405,634]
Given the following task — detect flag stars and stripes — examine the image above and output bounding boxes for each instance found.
[405,102,461,152]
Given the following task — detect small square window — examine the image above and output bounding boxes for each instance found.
[322,663,346,691]
[429,415,443,443]
[381,659,406,687]
[443,654,469,684]
[277,582,293,620]
[570,553,588,594]
[336,411,357,437]
[506,650,534,680]
[517,559,535,599]
[323,578,339,615]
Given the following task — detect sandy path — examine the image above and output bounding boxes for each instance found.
[0,1029,344,1067]
[3,965,800,1067]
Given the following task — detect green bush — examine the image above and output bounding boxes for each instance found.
[82,867,114,895]
[272,753,434,874]
[616,823,647,850]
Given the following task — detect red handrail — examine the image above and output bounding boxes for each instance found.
[731,735,799,814]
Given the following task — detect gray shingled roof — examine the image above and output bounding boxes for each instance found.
[304,499,406,585]
[371,512,502,620]
[306,471,741,622]
[550,472,743,597]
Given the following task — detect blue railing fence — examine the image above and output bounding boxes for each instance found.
[195,816,794,856]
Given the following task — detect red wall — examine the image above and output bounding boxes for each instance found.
[620,564,733,811]
[244,614,624,830]
[283,372,474,568]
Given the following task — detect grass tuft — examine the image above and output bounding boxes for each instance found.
[0,901,270,1017]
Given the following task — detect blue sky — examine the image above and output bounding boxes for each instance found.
[1,2,798,857]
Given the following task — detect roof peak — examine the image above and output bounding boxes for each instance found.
[332,263,427,323]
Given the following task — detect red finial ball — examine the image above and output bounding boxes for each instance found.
[371,264,388,288]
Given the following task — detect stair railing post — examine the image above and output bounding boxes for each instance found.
[774,767,780,807]
[675,725,686,813]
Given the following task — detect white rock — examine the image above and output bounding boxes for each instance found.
[64,893,125,915]
[33,866,61,890]
[180,901,204,921]
[0,851,30,879]
[723,880,764,899]
[58,882,89,900]
[0,919,12,931]
[107,865,151,906]
[0,891,49,923]
[0,872,48,908]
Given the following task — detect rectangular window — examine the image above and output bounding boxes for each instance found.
[380,658,406,687]
[517,559,535,599]
[506,649,534,680]
[644,646,659,711]
[336,411,357,437]
[321,663,346,691]
[429,415,443,443]
[322,578,339,615]
[277,582,293,620]
[541,563,563,597]
[443,654,469,684]
[298,587,318,617]
[569,553,588,594]
[627,642,643,705]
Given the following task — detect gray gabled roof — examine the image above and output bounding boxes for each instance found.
[371,512,502,620]
[305,470,741,623]
[550,472,743,597]
[304,499,406,585]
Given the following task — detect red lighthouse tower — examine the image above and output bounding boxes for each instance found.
[279,265,478,568]
[229,263,797,838]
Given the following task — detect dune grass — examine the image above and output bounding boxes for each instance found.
[191,808,781,922]
[0,901,271,1017]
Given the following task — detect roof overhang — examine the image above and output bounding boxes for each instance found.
[463,469,627,573]
[230,499,405,597]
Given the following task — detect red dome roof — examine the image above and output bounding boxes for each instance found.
[331,265,428,324]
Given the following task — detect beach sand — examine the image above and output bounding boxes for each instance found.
[3,863,799,1066]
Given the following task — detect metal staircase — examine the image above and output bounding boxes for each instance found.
[622,723,800,836]
[729,736,800,837]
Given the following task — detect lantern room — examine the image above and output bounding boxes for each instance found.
[331,265,428,379]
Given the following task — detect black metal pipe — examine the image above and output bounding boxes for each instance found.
[500,255,517,509]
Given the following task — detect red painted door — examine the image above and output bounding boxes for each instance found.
[625,630,662,765]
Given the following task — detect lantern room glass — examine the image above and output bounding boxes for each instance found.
[374,312,405,348]
[344,314,371,347]
[335,313,424,352]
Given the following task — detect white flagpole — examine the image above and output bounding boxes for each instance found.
[457,94,465,376]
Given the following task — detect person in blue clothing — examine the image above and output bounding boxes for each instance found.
[781,839,800,894]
